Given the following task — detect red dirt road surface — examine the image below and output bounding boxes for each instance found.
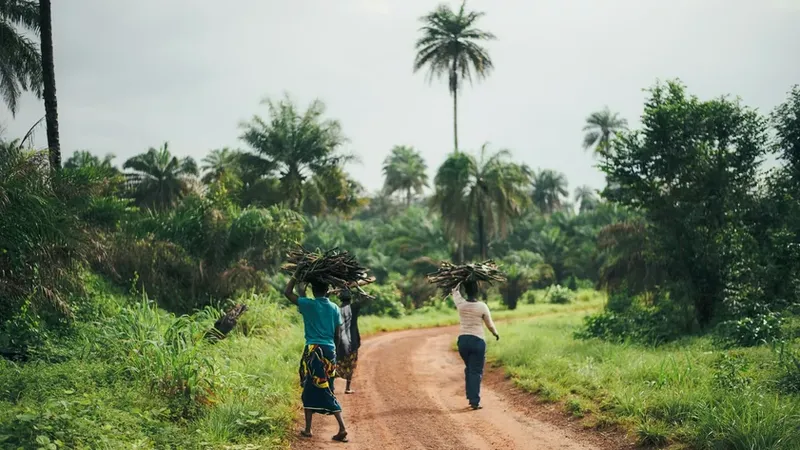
[291,326,623,450]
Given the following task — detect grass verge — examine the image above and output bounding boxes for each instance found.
[489,311,800,449]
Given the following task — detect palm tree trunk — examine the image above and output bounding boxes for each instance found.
[452,90,459,153]
[477,210,487,260]
[39,0,60,172]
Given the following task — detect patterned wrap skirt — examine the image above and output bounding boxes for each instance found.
[299,344,342,414]
[337,350,359,381]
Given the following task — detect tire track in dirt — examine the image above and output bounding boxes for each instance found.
[291,325,611,450]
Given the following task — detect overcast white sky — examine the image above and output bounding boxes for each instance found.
[2,0,799,194]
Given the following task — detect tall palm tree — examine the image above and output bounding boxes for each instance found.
[582,107,628,155]
[532,169,568,215]
[38,0,59,170]
[239,94,348,211]
[0,0,42,116]
[574,185,599,213]
[201,147,241,184]
[382,145,429,206]
[414,1,495,153]
[432,143,530,260]
[123,142,198,210]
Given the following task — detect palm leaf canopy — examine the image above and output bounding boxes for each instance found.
[123,142,198,210]
[0,0,43,114]
[413,1,495,93]
[432,143,530,244]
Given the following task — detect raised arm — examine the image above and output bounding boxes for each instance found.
[482,304,499,340]
[451,284,466,307]
[284,269,300,305]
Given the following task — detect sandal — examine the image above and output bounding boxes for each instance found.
[332,431,349,442]
[300,430,313,438]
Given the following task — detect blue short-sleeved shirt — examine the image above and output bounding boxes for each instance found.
[297,297,342,348]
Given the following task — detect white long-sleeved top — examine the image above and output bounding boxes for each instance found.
[452,288,498,340]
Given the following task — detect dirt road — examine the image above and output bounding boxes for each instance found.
[291,325,619,450]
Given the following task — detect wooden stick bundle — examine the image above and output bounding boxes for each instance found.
[426,260,507,294]
[282,246,374,296]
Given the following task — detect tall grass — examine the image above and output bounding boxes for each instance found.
[0,276,304,449]
[490,312,800,449]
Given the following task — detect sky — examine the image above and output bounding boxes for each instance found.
[2,0,800,195]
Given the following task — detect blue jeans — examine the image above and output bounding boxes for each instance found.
[457,334,486,407]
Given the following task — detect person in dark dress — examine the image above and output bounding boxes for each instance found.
[335,289,367,394]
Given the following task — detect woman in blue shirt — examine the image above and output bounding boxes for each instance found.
[284,272,348,443]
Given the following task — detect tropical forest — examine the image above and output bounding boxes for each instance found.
[1,1,799,449]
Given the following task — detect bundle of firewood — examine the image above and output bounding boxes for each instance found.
[282,246,373,294]
[426,260,507,294]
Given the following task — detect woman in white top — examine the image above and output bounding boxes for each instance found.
[452,280,499,410]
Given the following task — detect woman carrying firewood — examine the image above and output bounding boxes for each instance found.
[284,271,349,443]
[427,261,505,411]
[281,246,374,442]
[452,280,500,410]
[335,281,373,394]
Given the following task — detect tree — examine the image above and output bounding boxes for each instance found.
[600,81,770,327]
[414,1,495,153]
[38,0,59,170]
[773,85,800,181]
[532,169,568,214]
[201,147,242,184]
[583,106,627,155]
[382,145,429,206]
[64,150,116,171]
[432,143,530,261]
[499,250,543,310]
[239,95,348,211]
[0,0,42,115]
[574,185,599,213]
[123,142,199,210]
[303,165,365,217]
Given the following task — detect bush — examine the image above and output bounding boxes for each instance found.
[0,147,116,356]
[548,285,574,304]
[391,271,439,309]
[778,348,800,394]
[359,284,405,318]
[95,235,203,312]
[520,290,539,304]
[576,305,682,345]
[716,311,783,348]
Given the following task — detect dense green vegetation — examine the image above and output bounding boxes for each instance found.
[3,0,800,448]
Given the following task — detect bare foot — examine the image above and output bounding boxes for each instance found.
[345,389,355,394]
[300,430,313,438]
[332,431,349,442]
